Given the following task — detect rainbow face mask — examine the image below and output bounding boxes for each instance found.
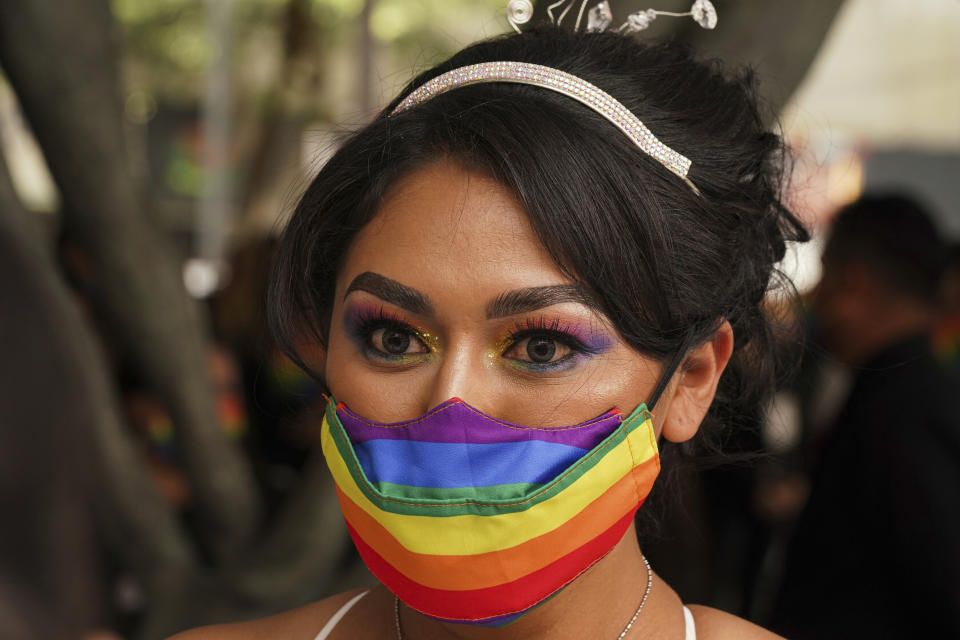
[320,396,660,625]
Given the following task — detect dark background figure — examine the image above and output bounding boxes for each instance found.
[932,244,960,374]
[770,194,960,637]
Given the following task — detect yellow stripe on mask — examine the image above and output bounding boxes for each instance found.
[321,413,658,556]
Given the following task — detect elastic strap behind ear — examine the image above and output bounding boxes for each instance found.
[647,332,695,411]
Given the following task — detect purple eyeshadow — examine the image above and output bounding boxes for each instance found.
[547,321,613,355]
[342,302,383,346]
[575,327,614,355]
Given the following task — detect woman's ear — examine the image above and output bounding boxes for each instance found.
[659,320,734,443]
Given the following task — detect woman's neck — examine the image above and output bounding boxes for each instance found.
[397,525,685,640]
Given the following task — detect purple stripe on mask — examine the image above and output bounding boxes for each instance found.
[336,398,624,450]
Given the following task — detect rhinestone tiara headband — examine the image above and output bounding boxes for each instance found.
[391,61,701,195]
[387,1,718,195]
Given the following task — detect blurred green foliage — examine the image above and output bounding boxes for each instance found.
[111,0,506,119]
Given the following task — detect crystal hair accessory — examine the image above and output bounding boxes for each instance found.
[506,0,535,32]
[390,61,700,195]
[506,0,717,34]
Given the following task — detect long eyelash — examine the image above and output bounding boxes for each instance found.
[346,305,434,358]
[352,307,406,335]
[505,316,599,355]
[349,306,409,338]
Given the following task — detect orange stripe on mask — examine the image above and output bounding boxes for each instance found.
[336,455,658,591]
[348,509,636,622]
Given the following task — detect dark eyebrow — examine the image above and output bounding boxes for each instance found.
[344,272,434,317]
[486,284,602,319]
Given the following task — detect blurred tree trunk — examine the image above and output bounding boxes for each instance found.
[0,0,362,637]
[0,140,100,640]
[0,137,193,635]
[237,0,322,235]
[0,0,261,562]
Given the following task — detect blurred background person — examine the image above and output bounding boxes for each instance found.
[932,243,960,374]
[770,194,960,638]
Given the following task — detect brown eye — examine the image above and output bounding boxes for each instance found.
[369,327,428,356]
[526,336,557,363]
[381,328,411,354]
[504,334,572,364]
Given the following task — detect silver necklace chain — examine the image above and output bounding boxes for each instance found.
[394,554,653,640]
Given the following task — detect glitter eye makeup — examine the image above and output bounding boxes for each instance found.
[497,316,613,373]
[343,302,439,363]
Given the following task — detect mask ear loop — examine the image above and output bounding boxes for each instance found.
[646,332,695,412]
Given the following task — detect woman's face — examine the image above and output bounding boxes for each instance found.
[324,160,669,431]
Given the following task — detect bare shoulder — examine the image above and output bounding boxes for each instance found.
[687,605,784,640]
[165,589,370,640]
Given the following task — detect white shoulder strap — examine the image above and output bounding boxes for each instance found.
[683,605,697,640]
[314,590,370,640]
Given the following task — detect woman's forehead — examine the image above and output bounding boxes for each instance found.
[337,162,577,310]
